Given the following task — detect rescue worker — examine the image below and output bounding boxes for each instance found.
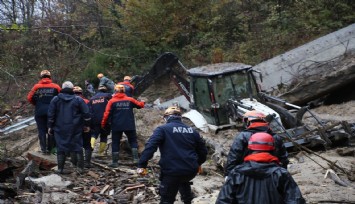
[224,110,289,177]
[47,81,91,174]
[117,75,134,97]
[101,84,145,167]
[137,106,208,204]
[73,86,92,168]
[216,132,305,204]
[85,80,95,98]
[27,70,61,154]
[88,85,112,157]
[97,73,115,94]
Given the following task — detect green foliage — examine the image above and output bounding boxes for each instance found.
[0,0,354,106]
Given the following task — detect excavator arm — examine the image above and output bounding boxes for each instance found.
[131,52,191,101]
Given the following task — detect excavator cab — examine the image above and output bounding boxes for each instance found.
[131,52,261,127]
[187,63,259,126]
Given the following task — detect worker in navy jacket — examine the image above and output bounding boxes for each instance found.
[117,75,134,97]
[225,110,289,177]
[101,84,145,167]
[88,85,112,156]
[137,106,208,204]
[73,86,92,168]
[27,70,61,154]
[97,73,115,94]
[47,81,91,174]
[216,132,305,204]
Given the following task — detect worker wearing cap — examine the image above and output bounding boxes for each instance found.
[97,73,115,94]
[88,85,112,157]
[137,106,208,204]
[27,70,61,154]
[73,86,91,168]
[224,110,289,177]
[117,76,134,97]
[216,132,305,204]
[101,84,145,167]
[47,81,91,174]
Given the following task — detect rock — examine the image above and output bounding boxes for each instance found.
[25,174,72,189]
[26,151,57,170]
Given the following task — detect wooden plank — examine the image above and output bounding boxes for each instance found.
[100,185,110,194]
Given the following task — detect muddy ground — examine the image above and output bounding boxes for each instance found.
[1,76,355,203]
[134,101,355,204]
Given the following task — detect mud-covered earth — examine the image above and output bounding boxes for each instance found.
[1,75,354,203]
[134,100,355,203]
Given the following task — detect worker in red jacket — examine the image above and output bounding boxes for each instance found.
[73,86,92,168]
[117,75,134,97]
[101,84,145,168]
[27,70,61,154]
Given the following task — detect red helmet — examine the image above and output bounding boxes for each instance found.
[248,132,275,151]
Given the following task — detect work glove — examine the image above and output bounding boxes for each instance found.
[48,128,53,136]
[137,168,148,176]
[197,166,203,174]
[83,126,90,133]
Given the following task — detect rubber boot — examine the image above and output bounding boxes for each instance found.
[70,152,77,167]
[98,142,107,156]
[76,152,84,173]
[132,148,139,164]
[56,154,66,174]
[84,149,92,168]
[90,137,96,149]
[108,152,119,168]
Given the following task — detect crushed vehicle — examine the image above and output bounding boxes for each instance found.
[131,52,355,150]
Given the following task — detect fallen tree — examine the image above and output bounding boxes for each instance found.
[280,56,355,105]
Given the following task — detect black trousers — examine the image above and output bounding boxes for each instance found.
[159,173,196,204]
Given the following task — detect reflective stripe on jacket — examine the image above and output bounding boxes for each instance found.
[27,78,61,116]
[101,93,144,131]
[138,117,208,176]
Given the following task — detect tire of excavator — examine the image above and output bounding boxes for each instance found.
[264,102,300,129]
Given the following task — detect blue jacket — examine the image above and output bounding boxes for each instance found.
[216,161,305,204]
[101,93,144,131]
[88,91,112,125]
[99,76,115,93]
[138,117,208,176]
[47,88,91,152]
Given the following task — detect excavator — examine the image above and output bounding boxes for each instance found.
[131,52,354,149]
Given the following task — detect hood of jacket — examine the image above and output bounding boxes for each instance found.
[58,88,75,101]
[234,161,279,179]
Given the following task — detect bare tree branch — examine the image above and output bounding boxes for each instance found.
[0,66,20,87]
